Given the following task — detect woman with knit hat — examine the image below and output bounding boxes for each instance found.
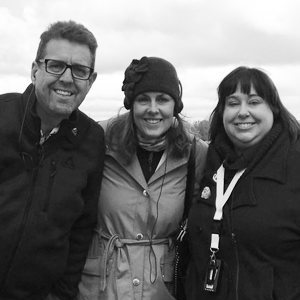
[78,56,208,300]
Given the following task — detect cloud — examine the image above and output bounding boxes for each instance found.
[1,0,300,122]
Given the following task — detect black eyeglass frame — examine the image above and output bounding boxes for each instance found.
[37,59,94,80]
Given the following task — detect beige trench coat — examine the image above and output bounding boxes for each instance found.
[78,123,207,300]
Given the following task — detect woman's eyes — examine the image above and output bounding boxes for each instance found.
[136,97,148,103]
[157,97,170,103]
[249,98,262,105]
[135,96,170,104]
[226,97,263,106]
[226,100,239,106]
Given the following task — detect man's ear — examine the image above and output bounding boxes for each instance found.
[87,72,97,92]
[31,61,38,85]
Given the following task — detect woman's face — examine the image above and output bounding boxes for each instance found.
[223,83,274,150]
[133,92,175,139]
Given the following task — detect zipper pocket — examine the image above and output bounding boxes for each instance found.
[43,159,57,212]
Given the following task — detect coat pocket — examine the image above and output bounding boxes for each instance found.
[160,244,175,282]
[78,231,104,299]
[82,229,105,273]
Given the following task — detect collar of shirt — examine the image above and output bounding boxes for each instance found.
[40,126,60,145]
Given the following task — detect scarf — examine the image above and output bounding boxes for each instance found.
[214,122,283,173]
[136,132,168,152]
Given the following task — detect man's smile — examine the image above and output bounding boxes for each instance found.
[54,89,73,97]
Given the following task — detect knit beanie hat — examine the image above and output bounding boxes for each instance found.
[122,56,183,113]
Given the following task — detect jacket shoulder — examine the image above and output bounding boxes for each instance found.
[286,139,300,167]
[98,118,111,133]
[0,92,21,103]
[290,139,300,152]
[77,110,104,135]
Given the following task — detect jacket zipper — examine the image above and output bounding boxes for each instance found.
[232,232,240,300]
[0,166,39,292]
[43,159,57,212]
[230,192,239,300]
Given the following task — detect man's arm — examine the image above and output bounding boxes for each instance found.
[51,127,105,300]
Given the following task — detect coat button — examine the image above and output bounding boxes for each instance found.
[133,278,140,286]
[142,190,148,197]
[136,233,143,240]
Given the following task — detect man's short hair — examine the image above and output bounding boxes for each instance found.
[35,20,98,68]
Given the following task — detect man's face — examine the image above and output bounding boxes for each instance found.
[31,38,97,125]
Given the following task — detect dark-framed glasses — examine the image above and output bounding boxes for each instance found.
[37,59,94,80]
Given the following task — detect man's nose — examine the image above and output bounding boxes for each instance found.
[59,66,74,83]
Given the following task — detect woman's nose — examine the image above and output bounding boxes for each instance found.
[147,101,159,113]
[237,104,250,118]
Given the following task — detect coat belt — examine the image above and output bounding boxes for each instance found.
[94,228,171,295]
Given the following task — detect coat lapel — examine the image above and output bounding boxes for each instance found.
[232,133,290,209]
[107,149,148,188]
[107,146,190,188]
[252,134,290,184]
[148,147,189,184]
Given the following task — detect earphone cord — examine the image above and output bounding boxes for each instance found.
[18,85,35,159]
[148,148,168,284]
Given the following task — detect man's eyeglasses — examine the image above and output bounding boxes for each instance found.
[37,59,94,80]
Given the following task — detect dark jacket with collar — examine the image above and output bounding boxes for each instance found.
[186,129,300,300]
[0,84,105,300]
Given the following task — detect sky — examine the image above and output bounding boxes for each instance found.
[1,0,300,123]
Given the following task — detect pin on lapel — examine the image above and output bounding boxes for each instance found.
[201,186,211,199]
[213,173,217,182]
[71,127,78,136]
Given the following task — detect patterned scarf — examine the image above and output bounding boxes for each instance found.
[136,132,168,152]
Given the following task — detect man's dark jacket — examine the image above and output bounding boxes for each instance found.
[0,84,105,300]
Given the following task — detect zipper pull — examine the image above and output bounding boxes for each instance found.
[50,159,57,177]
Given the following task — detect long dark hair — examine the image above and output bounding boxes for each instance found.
[106,110,191,163]
[209,66,300,142]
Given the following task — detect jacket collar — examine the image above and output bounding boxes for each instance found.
[202,128,290,209]
[21,84,91,151]
[233,131,290,209]
[252,132,290,184]
[106,144,190,189]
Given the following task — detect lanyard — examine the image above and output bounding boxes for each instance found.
[210,164,246,252]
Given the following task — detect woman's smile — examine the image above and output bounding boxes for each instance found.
[144,118,162,125]
[234,122,256,129]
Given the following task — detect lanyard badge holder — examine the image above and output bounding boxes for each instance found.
[204,249,222,292]
[204,164,246,292]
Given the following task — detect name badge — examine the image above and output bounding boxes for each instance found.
[203,258,221,292]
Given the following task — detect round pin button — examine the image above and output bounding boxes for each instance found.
[133,278,140,286]
[136,233,143,240]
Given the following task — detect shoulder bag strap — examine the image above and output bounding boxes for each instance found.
[182,137,196,220]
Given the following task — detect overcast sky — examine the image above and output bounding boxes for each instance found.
[1,0,300,123]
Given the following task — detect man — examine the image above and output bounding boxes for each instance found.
[0,20,105,300]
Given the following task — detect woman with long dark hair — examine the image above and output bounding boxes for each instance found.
[186,66,300,300]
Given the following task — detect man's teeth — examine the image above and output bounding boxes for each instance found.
[56,89,72,96]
